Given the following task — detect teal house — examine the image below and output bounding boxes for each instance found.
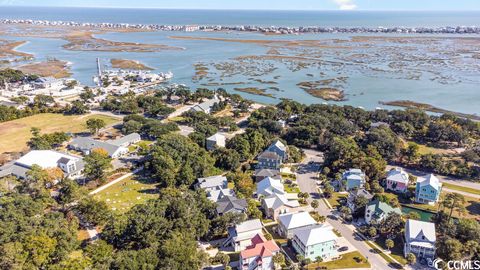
[292,225,338,261]
[415,174,442,205]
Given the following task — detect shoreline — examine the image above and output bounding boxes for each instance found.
[380,100,480,121]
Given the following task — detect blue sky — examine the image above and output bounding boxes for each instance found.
[0,0,479,10]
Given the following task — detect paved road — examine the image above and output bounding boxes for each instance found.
[298,149,402,270]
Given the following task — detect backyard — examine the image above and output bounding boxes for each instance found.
[0,113,121,153]
[93,175,158,213]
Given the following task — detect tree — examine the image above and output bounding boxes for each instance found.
[75,197,111,226]
[323,182,334,198]
[246,199,262,219]
[368,227,377,238]
[315,256,323,267]
[436,237,463,261]
[441,193,466,221]
[385,239,394,251]
[230,172,255,198]
[406,253,416,265]
[84,240,114,270]
[311,200,319,209]
[213,148,241,171]
[57,178,86,210]
[86,118,106,135]
[379,212,404,238]
[272,253,285,269]
[83,148,112,183]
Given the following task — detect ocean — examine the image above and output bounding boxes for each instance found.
[1,7,479,114]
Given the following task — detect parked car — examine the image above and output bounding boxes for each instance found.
[338,246,349,252]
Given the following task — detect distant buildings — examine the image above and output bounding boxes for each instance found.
[415,174,442,205]
[206,133,226,151]
[364,200,402,225]
[342,169,366,191]
[257,140,288,170]
[261,193,300,220]
[0,150,84,180]
[386,168,410,193]
[195,175,228,193]
[292,225,338,261]
[404,220,436,261]
[277,211,317,238]
[239,234,280,270]
[226,219,264,252]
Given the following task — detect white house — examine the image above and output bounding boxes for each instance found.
[206,133,226,151]
[261,193,300,220]
[256,177,285,197]
[404,219,436,262]
[343,168,366,191]
[226,219,264,252]
[277,211,317,238]
[196,175,228,193]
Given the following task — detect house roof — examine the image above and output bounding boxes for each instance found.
[348,188,373,200]
[240,234,280,259]
[343,168,365,181]
[406,219,436,243]
[197,175,227,189]
[417,174,442,190]
[208,188,235,202]
[294,225,337,246]
[191,98,219,112]
[108,133,141,146]
[268,140,287,152]
[207,133,225,142]
[254,169,280,178]
[235,219,263,234]
[256,177,284,196]
[278,211,317,230]
[216,195,247,214]
[257,151,281,161]
[366,200,402,219]
[386,168,409,184]
[69,137,123,157]
[0,163,30,179]
[262,193,299,210]
[15,150,81,170]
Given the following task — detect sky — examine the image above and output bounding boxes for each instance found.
[0,0,479,11]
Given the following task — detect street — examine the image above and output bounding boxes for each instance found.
[297,149,403,270]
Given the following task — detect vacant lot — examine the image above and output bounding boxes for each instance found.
[307,251,371,269]
[0,113,121,153]
[93,175,158,213]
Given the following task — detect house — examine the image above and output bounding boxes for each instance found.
[216,195,247,215]
[207,188,235,202]
[0,150,84,180]
[256,177,285,197]
[261,193,300,220]
[347,188,373,212]
[386,168,410,193]
[292,225,338,261]
[190,98,220,114]
[277,211,317,238]
[404,219,436,261]
[106,133,141,148]
[68,137,128,158]
[206,133,226,151]
[342,169,366,191]
[254,169,281,182]
[33,77,64,89]
[196,175,228,193]
[226,219,264,252]
[257,151,282,170]
[415,174,442,205]
[266,140,288,161]
[364,200,402,225]
[239,234,280,270]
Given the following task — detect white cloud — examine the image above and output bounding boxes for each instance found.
[333,0,357,10]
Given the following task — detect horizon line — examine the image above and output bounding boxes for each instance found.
[0,5,480,12]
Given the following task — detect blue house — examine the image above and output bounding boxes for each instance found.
[342,169,366,191]
[266,140,288,161]
[415,174,442,205]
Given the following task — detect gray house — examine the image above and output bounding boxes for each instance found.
[216,195,247,215]
[196,175,228,192]
[190,98,220,114]
[257,151,282,170]
[254,168,281,182]
[266,140,288,161]
[69,137,128,158]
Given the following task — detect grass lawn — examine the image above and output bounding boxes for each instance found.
[93,175,158,213]
[282,173,297,181]
[365,241,402,268]
[284,183,300,193]
[326,192,348,208]
[0,113,121,153]
[374,235,407,265]
[264,224,287,245]
[442,182,480,196]
[307,251,370,269]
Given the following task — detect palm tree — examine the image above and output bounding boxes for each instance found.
[315,256,323,267]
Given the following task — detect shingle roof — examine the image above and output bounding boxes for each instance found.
[254,169,280,178]
[216,195,247,214]
[257,151,281,161]
[240,234,280,259]
[69,137,122,157]
[191,98,220,112]
[278,212,317,230]
[108,133,141,146]
[294,225,337,246]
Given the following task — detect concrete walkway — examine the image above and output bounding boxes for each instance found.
[89,167,142,195]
